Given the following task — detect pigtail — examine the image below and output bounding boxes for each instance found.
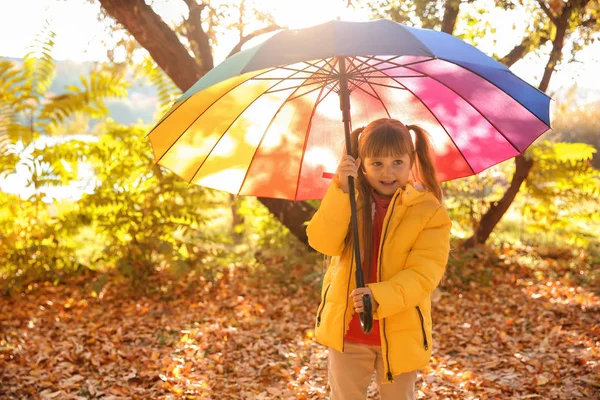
[342,126,374,282]
[407,124,443,201]
[349,126,363,158]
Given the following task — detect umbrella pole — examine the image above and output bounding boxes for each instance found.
[337,56,373,334]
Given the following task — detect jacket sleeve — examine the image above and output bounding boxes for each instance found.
[367,205,451,319]
[306,183,351,256]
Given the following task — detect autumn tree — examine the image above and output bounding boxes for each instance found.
[461,0,599,247]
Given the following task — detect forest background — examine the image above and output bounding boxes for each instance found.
[0,0,598,399]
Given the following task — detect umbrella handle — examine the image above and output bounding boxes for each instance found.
[360,294,373,334]
[348,176,374,335]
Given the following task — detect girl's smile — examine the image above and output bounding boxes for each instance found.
[363,154,412,197]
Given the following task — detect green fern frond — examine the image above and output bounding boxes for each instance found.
[136,57,181,116]
[0,102,10,154]
[0,61,26,103]
[23,19,56,99]
[39,69,131,133]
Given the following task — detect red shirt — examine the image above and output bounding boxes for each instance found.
[344,190,391,346]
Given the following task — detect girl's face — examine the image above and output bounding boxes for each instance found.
[362,153,412,198]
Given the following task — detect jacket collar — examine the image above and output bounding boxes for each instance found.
[354,181,438,210]
[393,181,438,207]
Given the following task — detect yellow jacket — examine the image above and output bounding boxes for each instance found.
[306,182,451,382]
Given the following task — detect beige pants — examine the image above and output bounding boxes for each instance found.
[328,341,417,400]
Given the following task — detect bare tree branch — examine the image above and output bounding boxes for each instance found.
[499,32,550,67]
[538,0,594,91]
[226,24,284,58]
[182,0,214,72]
[98,0,202,91]
[536,0,558,25]
[581,17,598,27]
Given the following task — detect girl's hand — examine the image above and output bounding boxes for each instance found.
[334,155,361,193]
[350,287,378,314]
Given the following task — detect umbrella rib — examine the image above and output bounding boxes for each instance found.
[348,57,391,118]
[345,55,377,74]
[348,81,384,102]
[315,57,338,75]
[293,83,331,201]
[312,57,340,87]
[314,80,339,107]
[349,56,390,89]
[345,57,375,92]
[269,64,333,79]
[286,78,338,102]
[401,61,523,154]
[368,56,435,71]
[350,56,430,81]
[351,55,403,76]
[264,78,331,94]
[304,58,338,75]
[350,55,432,78]
[274,66,331,78]
[236,76,313,196]
[186,65,319,185]
[349,75,427,79]
[296,58,338,80]
[153,66,283,165]
[262,58,338,94]
[252,76,330,80]
[291,58,339,105]
[355,80,409,90]
[376,66,476,175]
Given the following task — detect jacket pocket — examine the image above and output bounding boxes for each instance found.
[416,306,429,350]
[316,284,331,327]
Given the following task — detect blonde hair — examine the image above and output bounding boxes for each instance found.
[342,118,441,281]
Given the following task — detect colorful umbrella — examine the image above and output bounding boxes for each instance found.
[148,19,552,333]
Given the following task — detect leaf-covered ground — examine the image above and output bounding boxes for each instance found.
[1,247,598,399]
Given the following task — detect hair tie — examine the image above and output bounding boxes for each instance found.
[356,126,366,141]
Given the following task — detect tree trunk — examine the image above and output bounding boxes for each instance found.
[462,155,534,248]
[441,0,461,34]
[258,197,314,245]
[462,2,577,248]
[98,0,314,245]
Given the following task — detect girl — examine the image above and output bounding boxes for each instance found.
[307,118,452,400]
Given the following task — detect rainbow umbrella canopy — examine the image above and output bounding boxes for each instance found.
[148,19,551,201]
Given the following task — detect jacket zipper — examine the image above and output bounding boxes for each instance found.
[379,192,399,382]
[416,306,429,350]
[316,285,331,327]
